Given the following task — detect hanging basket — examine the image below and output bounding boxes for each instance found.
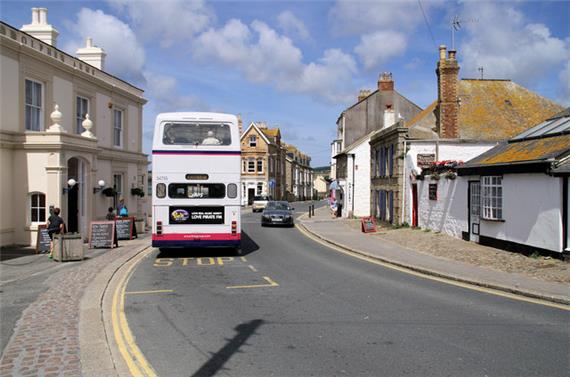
[131,187,145,198]
[102,187,117,197]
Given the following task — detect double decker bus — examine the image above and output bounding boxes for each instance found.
[152,112,241,252]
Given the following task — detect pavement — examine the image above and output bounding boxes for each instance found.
[0,204,567,377]
[297,206,570,306]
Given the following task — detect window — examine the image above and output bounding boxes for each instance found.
[257,159,263,173]
[76,96,89,134]
[482,176,503,220]
[389,144,394,176]
[113,109,123,147]
[248,160,255,173]
[168,183,225,199]
[257,183,263,195]
[242,159,247,173]
[25,79,43,131]
[429,184,438,201]
[227,184,238,198]
[249,135,257,147]
[29,193,46,223]
[162,123,231,145]
[113,174,123,196]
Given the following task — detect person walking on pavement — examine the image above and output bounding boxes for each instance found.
[46,207,65,257]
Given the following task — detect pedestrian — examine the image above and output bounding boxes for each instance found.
[119,204,129,217]
[106,207,116,220]
[46,207,65,257]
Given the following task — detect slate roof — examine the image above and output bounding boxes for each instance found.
[458,107,570,175]
[407,79,564,141]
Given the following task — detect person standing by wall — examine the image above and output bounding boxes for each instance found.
[46,207,65,257]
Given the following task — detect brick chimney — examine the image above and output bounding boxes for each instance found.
[76,37,107,70]
[21,8,59,46]
[378,72,394,91]
[436,45,460,138]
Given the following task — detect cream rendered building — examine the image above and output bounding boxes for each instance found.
[0,9,148,247]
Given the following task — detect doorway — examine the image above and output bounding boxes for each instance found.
[468,181,481,243]
[411,184,418,227]
[248,188,255,205]
[67,158,86,234]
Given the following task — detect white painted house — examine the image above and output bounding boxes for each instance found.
[457,109,570,257]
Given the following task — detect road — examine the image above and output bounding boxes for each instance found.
[124,202,569,377]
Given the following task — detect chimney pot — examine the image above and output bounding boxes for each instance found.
[39,8,48,25]
[86,37,93,48]
[378,72,394,91]
[31,8,40,24]
[439,45,447,61]
[448,50,457,60]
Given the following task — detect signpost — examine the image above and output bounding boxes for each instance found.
[89,221,117,248]
[36,224,51,253]
[417,153,436,169]
[361,216,377,233]
[115,217,135,240]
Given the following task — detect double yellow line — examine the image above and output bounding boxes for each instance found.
[111,250,158,377]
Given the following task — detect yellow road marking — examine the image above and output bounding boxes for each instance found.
[226,276,279,289]
[112,248,158,377]
[295,224,570,311]
[248,265,258,272]
[126,289,174,295]
[240,256,248,262]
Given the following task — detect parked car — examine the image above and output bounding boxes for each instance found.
[252,195,271,212]
[261,201,295,227]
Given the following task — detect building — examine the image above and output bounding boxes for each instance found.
[370,45,564,225]
[312,166,330,200]
[333,73,422,218]
[455,108,570,258]
[284,143,313,202]
[0,9,148,247]
[240,122,286,204]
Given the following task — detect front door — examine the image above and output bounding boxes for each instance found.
[248,188,255,205]
[469,181,481,243]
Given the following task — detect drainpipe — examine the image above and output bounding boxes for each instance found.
[401,139,407,225]
[349,153,356,217]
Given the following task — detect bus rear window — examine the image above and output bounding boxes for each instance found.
[163,123,232,145]
[168,184,226,199]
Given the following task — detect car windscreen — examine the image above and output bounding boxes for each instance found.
[266,202,289,210]
[168,183,225,199]
[162,123,231,145]
[254,196,268,201]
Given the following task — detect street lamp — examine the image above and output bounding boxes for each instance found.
[93,180,106,194]
[62,178,77,194]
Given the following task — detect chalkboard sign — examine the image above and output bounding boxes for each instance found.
[361,216,377,233]
[89,221,116,248]
[36,224,51,253]
[115,217,134,240]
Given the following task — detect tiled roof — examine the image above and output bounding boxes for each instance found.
[466,134,570,166]
[408,79,564,141]
[262,128,280,138]
[457,79,564,141]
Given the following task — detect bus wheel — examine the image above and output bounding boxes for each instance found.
[234,247,243,256]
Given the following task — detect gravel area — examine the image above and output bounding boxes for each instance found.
[344,219,570,284]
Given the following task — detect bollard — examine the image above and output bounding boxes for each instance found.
[308,205,312,218]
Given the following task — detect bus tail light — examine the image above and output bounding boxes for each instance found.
[156,221,163,235]
[231,221,237,235]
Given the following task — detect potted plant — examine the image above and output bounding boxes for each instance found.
[102,187,117,197]
[444,171,457,180]
[131,187,145,198]
[430,172,440,180]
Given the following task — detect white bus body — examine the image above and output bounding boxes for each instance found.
[152,112,241,250]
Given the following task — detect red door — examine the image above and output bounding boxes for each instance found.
[412,184,418,227]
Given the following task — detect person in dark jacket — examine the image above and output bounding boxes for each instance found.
[46,208,65,256]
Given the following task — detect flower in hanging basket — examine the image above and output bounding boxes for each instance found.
[102,187,116,197]
[131,187,145,197]
[430,172,440,180]
[444,171,457,180]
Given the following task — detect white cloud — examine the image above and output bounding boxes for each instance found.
[559,61,570,105]
[328,0,430,36]
[354,31,407,69]
[143,71,205,111]
[277,10,310,40]
[459,2,569,90]
[107,0,215,47]
[193,19,356,104]
[63,8,145,84]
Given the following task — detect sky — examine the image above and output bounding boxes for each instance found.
[1,0,569,167]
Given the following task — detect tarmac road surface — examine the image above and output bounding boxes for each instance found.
[123,203,570,377]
